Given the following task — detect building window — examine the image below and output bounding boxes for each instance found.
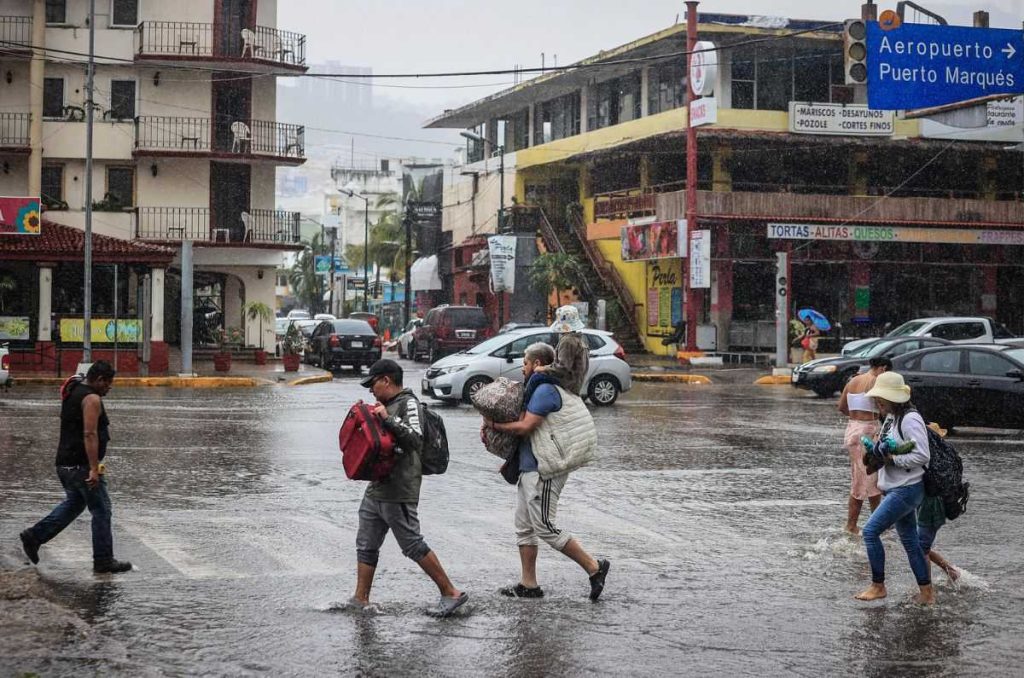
[45,0,66,24]
[534,92,580,144]
[43,78,65,119]
[111,0,139,27]
[109,80,136,119]
[648,61,688,115]
[41,165,64,206]
[105,166,135,208]
[589,74,642,130]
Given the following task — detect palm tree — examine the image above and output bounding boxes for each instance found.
[529,252,586,317]
[289,232,326,313]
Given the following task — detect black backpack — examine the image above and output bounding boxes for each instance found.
[419,402,449,475]
[898,414,970,521]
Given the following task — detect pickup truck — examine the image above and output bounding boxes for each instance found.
[841,316,1024,356]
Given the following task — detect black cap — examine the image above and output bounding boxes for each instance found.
[360,358,403,388]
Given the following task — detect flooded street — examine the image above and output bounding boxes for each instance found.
[3,364,1024,676]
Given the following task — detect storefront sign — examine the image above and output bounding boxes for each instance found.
[0,197,41,235]
[621,219,687,262]
[768,223,1024,245]
[689,230,712,289]
[788,102,894,136]
[690,41,718,97]
[59,319,143,343]
[690,97,718,127]
[646,261,683,337]
[594,193,656,219]
[920,96,1024,142]
[0,316,31,341]
[488,235,517,293]
[314,255,347,276]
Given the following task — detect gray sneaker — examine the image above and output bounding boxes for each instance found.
[430,591,469,618]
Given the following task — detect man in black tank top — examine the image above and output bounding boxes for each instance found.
[20,361,132,574]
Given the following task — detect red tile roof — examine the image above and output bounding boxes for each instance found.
[0,220,175,264]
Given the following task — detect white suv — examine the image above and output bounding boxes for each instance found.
[421,327,632,406]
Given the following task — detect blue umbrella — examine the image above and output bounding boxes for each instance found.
[798,308,831,332]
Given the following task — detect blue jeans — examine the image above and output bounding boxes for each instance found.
[862,482,930,586]
[27,466,114,562]
[918,524,940,553]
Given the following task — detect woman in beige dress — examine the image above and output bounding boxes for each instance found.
[837,357,891,534]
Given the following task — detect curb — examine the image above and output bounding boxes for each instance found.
[288,374,334,386]
[754,375,792,385]
[632,373,712,384]
[13,376,269,388]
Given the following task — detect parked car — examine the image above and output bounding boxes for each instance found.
[421,327,631,406]
[792,337,952,397]
[347,312,379,333]
[499,322,545,334]
[396,318,423,359]
[413,305,494,363]
[286,309,311,320]
[842,316,1024,356]
[0,344,11,387]
[890,344,1024,429]
[307,319,382,371]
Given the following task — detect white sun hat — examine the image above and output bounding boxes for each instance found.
[550,305,585,333]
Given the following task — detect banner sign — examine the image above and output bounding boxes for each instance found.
[788,102,893,136]
[866,21,1024,110]
[0,197,41,235]
[689,229,712,289]
[488,235,517,293]
[314,255,346,276]
[920,96,1024,142]
[0,316,31,341]
[768,223,1024,246]
[646,261,683,337]
[690,97,718,127]
[59,318,143,343]
[621,219,687,262]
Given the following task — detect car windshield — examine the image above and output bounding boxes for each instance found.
[275,318,288,333]
[993,322,1016,340]
[465,333,516,355]
[1003,348,1024,364]
[445,308,488,328]
[850,340,882,357]
[886,321,926,337]
[332,320,374,334]
[863,340,906,357]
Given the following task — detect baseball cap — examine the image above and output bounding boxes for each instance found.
[360,358,403,388]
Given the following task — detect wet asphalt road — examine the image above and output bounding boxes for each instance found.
[2,359,1024,677]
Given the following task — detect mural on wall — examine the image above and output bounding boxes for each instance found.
[645,260,684,338]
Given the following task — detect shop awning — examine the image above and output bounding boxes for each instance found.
[0,220,175,264]
[410,255,442,291]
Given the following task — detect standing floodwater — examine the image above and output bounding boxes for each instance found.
[1,370,1022,676]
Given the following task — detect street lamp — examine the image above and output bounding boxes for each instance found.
[462,130,507,326]
[341,181,370,312]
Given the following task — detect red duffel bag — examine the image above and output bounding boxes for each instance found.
[339,401,397,481]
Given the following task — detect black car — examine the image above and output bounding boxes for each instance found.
[792,337,952,397]
[891,344,1024,429]
[307,319,382,371]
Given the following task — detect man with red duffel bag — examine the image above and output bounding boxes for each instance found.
[344,359,468,617]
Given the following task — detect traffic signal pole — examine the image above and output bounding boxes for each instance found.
[684,1,700,352]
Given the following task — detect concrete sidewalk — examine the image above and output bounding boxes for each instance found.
[12,360,333,388]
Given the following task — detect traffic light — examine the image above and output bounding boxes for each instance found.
[844,19,868,84]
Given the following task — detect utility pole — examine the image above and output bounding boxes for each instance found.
[683,0,700,352]
[328,227,337,315]
[497,143,505,327]
[403,207,413,327]
[83,0,96,362]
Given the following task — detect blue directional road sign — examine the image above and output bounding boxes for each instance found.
[866,21,1024,110]
[314,255,347,276]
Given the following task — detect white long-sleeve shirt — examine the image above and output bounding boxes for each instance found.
[877,410,931,492]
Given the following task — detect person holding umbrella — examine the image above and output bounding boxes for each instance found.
[795,309,828,362]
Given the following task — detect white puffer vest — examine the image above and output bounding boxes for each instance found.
[529,386,597,479]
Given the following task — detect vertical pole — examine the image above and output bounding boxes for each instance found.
[328,227,336,315]
[404,210,412,327]
[775,251,789,368]
[683,0,699,352]
[497,145,505,326]
[180,241,193,375]
[363,199,369,312]
[83,0,96,362]
[113,264,119,371]
[27,0,45,197]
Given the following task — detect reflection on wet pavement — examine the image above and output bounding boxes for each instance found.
[1,366,1022,676]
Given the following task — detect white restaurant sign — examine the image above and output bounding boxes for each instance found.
[789,102,894,136]
[689,229,712,289]
[690,97,718,128]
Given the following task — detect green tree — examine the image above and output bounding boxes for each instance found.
[529,252,586,316]
[289,232,326,313]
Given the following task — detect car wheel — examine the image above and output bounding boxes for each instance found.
[407,341,416,361]
[588,375,620,406]
[398,343,405,359]
[322,350,332,371]
[462,376,493,403]
[429,343,439,364]
[812,387,834,398]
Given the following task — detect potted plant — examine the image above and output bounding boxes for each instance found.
[242,300,274,365]
[214,326,243,372]
[281,324,303,372]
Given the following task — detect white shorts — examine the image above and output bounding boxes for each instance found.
[515,471,572,551]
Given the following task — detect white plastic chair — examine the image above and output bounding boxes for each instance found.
[240,211,252,242]
[230,121,251,153]
[240,29,256,57]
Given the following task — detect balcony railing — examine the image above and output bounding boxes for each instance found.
[136,21,306,67]
[0,112,30,148]
[0,16,32,50]
[134,116,304,160]
[135,207,301,245]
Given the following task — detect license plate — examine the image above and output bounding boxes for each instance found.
[422,379,430,392]
[456,330,476,339]
[791,373,799,383]
[350,341,363,348]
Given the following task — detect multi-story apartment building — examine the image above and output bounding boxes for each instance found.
[0,0,306,369]
[427,11,1024,355]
